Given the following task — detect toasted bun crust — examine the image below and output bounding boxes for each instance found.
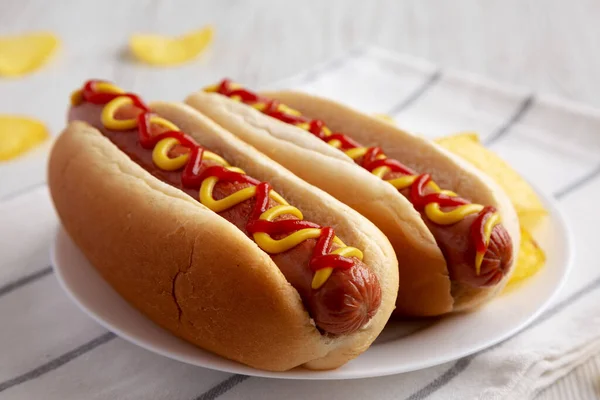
[185,90,520,315]
[48,102,398,372]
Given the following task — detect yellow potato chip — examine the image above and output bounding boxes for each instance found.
[435,131,548,286]
[436,132,548,231]
[129,26,214,67]
[373,114,395,124]
[446,131,479,142]
[0,32,59,77]
[0,116,49,161]
[506,228,546,287]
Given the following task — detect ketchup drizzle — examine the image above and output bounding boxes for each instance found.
[410,174,470,210]
[309,228,355,272]
[471,206,497,253]
[80,80,354,280]
[212,79,499,263]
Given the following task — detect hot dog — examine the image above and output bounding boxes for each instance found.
[185,80,521,316]
[49,80,398,371]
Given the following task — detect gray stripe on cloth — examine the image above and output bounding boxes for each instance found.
[0,332,116,394]
[403,272,600,400]
[555,164,600,199]
[387,70,443,115]
[193,260,600,400]
[0,267,53,298]
[484,95,535,145]
[193,375,251,400]
[405,356,476,400]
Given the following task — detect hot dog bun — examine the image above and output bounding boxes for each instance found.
[185,89,520,316]
[48,102,398,372]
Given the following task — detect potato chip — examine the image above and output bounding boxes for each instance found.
[129,26,214,67]
[373,114,395,124]
[506,228,546,288]
[0,116,49,161]
[436,132,548,231]
[435,132,548,286]
[0,32,59,77]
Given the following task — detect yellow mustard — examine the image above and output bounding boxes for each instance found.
[86,83,363,289]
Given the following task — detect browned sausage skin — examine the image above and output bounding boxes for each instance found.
[382,170,514,290]
[68,102,382,336]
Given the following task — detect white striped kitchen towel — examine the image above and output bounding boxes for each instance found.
[2,47,600,400]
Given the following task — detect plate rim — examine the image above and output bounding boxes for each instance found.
[50,188,573,380]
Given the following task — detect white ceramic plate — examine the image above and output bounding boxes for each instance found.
[51,189,572,380]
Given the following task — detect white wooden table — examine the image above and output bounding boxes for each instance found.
[1,0,599,398]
